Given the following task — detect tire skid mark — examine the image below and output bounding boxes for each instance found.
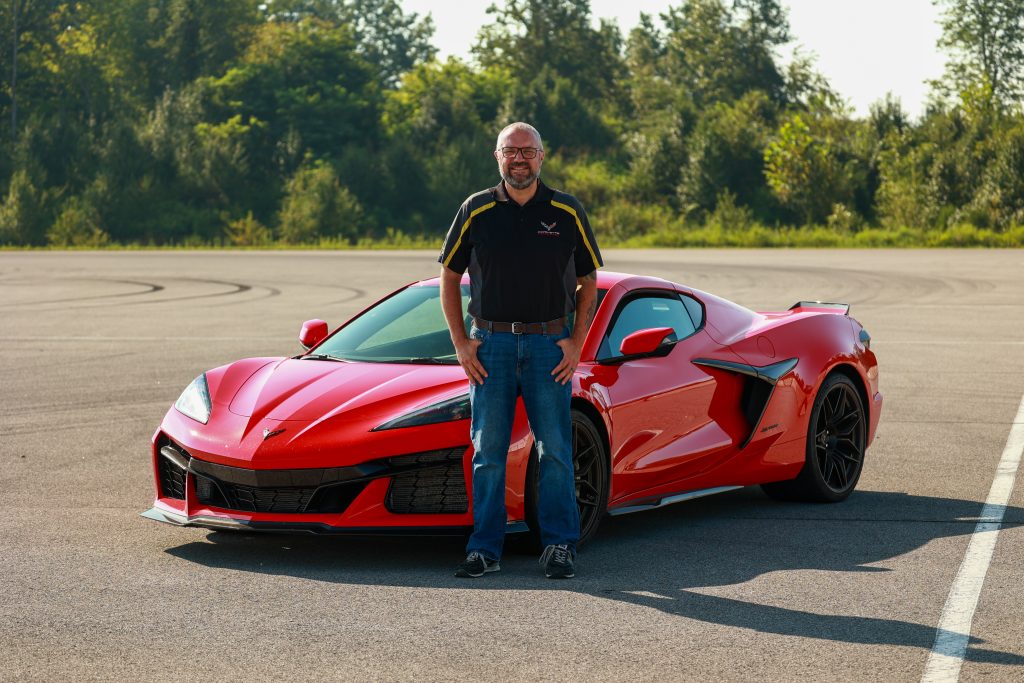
[0,278,165,308]
[208,278,364,305]
[654,262,998,308]
[10,278,280,311]
[323,285,368,306]
[204,282,283,307]
[111,278,253,306]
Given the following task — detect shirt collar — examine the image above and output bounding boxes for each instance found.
[493,179,553,206]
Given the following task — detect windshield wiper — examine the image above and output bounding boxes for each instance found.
[299,353,347,362]
[390,357,456,365]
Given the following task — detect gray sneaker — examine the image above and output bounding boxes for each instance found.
[539,544,575,579]
[455,551,500,578]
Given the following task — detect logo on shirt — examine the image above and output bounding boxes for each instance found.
[537,220,559,237]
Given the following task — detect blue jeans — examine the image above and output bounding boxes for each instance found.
[466,324,580,561]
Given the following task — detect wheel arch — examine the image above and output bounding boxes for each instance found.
[571,397,611,475]
[824,362,871,427]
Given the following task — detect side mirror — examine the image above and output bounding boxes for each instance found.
[619,327,676,356]
[299,319,328,350]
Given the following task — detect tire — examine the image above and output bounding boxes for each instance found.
[514,408,610,553]
[761,372,867,503]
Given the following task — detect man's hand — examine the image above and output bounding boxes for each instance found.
[549,270,598,385]
[551,336,581,385]
[455,336,488,385]
[439,265,487,385]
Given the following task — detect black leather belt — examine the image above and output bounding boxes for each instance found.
[472,316,568,335]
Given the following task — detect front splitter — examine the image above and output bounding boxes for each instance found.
[140,507,528,536]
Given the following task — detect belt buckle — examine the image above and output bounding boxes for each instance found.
[511,321,525,335]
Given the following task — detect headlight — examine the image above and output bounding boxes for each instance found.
[174,374,212,424]
[373,394,471,431]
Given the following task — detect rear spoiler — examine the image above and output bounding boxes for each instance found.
[788,301,850,315]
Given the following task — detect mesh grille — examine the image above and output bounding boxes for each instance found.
[386,454,467,514]
[158,456,186,500]
[389,449,464,468]
[224,484,317,513]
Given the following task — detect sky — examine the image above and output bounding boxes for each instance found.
[402,0,947,119]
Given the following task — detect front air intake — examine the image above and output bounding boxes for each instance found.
[386,448,468,514]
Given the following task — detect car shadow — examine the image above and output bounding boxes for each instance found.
[165,488,1024,665]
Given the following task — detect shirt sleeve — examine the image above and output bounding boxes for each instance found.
[573,201,603,277]
[437,201,473,274]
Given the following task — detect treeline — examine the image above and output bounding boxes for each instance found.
[1,0,1023,248]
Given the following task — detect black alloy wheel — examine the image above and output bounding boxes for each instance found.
[572,410,609,544]
[519,409,610,551]
[761,373,866,503]
[813,377,866,494]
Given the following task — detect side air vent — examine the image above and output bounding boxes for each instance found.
[693,357,798,448]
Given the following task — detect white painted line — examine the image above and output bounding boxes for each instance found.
[921,392,1024,682]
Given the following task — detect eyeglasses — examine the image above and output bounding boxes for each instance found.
[497,146,542,159]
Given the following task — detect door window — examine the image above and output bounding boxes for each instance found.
[598,293,697,360]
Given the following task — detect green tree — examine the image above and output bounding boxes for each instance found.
[193,19,381,223]
[264,0,435,87]
[678,90,776,219]
[383,59,505,231]
[934,0,1024,108]
[764,112,853,224]
[475,0,624,103]
[0,169,47,244]
[278,160,363,243]
[661,0,790,108]
[224,211,273,246]
[473,0,625,151]
[48,195,109,246]
[151,0,261,90]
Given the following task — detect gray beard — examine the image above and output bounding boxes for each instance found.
[501,168,539,190]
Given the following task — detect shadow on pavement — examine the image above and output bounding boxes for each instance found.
[165,488,1024,665]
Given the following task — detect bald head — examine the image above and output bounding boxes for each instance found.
[496,122,543,151]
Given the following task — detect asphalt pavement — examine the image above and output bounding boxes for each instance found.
[1,249,1022,682]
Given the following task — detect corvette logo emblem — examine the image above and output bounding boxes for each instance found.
[263,427,286,440]
[537,220,559,237]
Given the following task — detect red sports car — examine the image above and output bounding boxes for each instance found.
[143,271,882,544]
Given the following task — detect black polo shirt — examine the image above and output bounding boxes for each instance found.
[438,180,603,323]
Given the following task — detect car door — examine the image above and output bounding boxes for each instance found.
[588,289,736,503]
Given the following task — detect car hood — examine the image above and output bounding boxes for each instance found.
[227,358,467,424]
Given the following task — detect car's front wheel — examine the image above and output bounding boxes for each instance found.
[762,372,866,502]
[519,408,610,551]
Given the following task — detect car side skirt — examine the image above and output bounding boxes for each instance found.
[607,485,743,516]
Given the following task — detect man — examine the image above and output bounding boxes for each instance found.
[437,122,603,579]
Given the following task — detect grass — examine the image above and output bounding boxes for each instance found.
[3,223,1023,250]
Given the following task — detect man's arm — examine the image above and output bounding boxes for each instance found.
[440,266,487,385]
[551,270,598,385]
[571,270,598,345]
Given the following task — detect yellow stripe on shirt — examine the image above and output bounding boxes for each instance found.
[443,201,496,268]
[551,199,600,271]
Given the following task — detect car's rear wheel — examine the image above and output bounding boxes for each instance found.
[516,409,609,552]
[761,372,866,502]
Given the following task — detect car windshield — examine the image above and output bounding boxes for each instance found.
[308,284,605,364]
